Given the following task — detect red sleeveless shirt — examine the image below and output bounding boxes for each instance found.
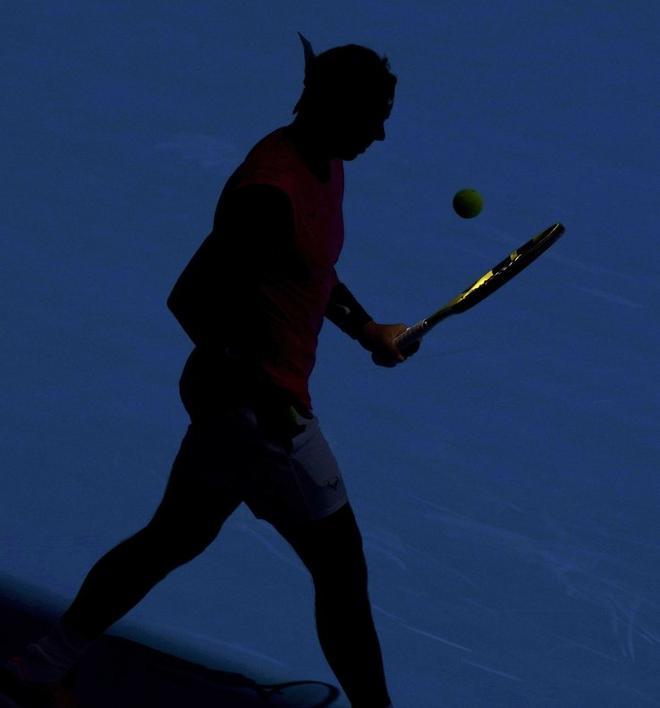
[215,127,345,414]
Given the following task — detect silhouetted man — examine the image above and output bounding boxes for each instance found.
[2,32,418,708]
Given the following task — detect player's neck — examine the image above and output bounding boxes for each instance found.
[285,117,331,182]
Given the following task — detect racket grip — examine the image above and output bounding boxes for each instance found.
[393,320,426,350]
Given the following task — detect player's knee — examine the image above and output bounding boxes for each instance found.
[315,570,369,610]
[312,543,369,598]
[313,505,368,588]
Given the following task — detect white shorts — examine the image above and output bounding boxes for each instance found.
[178,403,350,526]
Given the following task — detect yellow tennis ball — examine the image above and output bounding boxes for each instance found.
[453,188,483,218]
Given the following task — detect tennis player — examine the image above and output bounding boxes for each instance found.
[2,33,420,708]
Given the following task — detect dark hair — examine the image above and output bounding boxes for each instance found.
[293,43,397,115]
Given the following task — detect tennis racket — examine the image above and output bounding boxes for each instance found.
[394,222,566,352]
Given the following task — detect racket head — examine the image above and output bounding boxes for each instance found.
[435,222,565,321]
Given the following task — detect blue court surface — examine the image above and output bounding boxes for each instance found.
[2,3,658,706]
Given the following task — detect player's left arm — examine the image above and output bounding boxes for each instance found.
[325,279,420,367]
[325,279,374,340]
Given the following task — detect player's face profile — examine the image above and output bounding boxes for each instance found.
[329,94,393,158]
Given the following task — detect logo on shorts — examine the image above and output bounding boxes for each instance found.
[326,476,340,490]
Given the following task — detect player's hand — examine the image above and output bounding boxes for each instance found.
[358,321,421,368]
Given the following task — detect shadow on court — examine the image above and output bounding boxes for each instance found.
[0,575,340,707]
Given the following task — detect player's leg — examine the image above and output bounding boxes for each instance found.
[240,403,393,707]
[61,421,243,639]
[271,503,392,708]
[7,419,244,689]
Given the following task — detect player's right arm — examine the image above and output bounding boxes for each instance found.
[167,183,298,358]
[167,183,301,429]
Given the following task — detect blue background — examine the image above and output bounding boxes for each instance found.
[2,2,659,706]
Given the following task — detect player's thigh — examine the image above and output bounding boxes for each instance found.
[144,421,245,552]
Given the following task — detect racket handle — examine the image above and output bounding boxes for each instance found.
[393,320,427,350]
